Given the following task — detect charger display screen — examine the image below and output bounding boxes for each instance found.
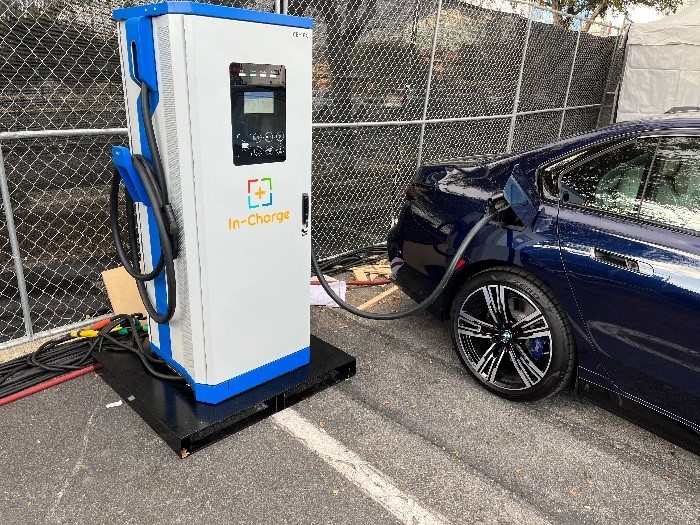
[230,63,286,166]
[244,92,274,114]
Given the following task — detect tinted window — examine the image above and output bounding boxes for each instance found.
[559,139,657,216]
[540,142,615,199]
[639,137,700,233]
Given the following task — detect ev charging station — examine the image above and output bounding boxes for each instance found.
[98,2,355,454]
[98,1,510,456]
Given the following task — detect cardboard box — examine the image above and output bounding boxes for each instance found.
[101,266,146,316]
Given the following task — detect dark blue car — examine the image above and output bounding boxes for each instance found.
[387,109,700,451]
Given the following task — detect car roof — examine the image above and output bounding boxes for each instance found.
[580,114,700,139]
[616,109,700,127]
[429,112,700,170]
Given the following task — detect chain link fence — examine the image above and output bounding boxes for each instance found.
[297,0,627,255]
[0,0,627,347]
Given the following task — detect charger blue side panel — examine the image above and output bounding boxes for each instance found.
[146,211,172,358]
[113,1,314,29]
[125,16,158,91]
[120,13,172,358]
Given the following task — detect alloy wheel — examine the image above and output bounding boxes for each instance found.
[455,284,553,391]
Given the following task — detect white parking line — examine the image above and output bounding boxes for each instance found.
[272,409,448,525]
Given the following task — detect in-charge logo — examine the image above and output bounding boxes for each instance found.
[247,177,272,209]
[229,176,290,231]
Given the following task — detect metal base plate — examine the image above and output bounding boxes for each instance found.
[95,335,356,457]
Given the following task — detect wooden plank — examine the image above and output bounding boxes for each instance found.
[355,263,391,279]
[352,268,369,281]
[357,286,399,311]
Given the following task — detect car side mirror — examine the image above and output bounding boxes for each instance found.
[503,165,541,229]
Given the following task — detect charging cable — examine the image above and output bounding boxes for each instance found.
[110,82,178,324]
[311,197,507,320]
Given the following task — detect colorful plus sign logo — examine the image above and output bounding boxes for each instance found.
[247,177,273,209]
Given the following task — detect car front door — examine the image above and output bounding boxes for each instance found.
[555,134,700,428]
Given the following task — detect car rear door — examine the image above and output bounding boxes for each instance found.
[555,134,700,428]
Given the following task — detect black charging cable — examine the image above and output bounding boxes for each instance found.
[92,315,185,382]
[0,314,185,401]
[311,201,505,320]
[110,82,178,324]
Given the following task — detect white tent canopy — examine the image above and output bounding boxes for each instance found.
[616,4,700,121]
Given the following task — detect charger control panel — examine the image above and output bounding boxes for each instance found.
[230,63,286,166]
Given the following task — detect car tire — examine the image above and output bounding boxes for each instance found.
[450,266,575,401]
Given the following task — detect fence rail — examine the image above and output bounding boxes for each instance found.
[0,0,627,349]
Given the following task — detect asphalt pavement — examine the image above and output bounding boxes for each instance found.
[1,284,698,525]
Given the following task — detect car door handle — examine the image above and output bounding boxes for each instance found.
[591,248,654,275]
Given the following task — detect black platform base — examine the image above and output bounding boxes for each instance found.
[95,335,356,457]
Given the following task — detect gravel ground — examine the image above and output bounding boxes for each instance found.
[0,282,698,525]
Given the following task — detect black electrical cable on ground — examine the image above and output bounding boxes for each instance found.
[317,245,388,277]
[0,314,184,401]
[311,209,500,320]
[110,82,178,324]
[91,315,184,382]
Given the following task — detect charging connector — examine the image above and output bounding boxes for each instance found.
[487,192,509,214]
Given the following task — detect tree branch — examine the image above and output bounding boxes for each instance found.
[582,1,609,32]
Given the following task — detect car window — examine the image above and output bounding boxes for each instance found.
[559,139,657,217]
[540,141,617,200]
[639,137,700,233]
